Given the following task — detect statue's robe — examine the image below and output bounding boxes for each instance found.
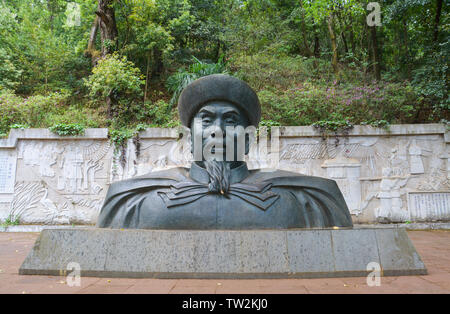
[97,163,353,229]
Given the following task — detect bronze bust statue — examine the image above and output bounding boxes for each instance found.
[97,74,353,229]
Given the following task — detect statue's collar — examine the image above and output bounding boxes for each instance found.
[189,162,250,184]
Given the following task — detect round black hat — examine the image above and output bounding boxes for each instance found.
[177,74,261,127]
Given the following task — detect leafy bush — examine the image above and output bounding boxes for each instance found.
[9,123,29,129]
[0,90,69,134]
[230,53,327,91]
[0,91,23,134]
[84,52,145,104]
[109,128,135,148]
[411,39,450,120]
[258,79,419,126]
[44,104,108,129]
[0,48,22,91]
[49,123,85,136]
[146,99,179,127]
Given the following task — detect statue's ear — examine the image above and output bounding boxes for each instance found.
[190,128,194,154]
[245,133,250,155]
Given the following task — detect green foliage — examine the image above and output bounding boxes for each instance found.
[1,214,20,227]
[257,78,419,127]
[0,90,69,134]
[231,54,317,91]
[146,99,180,127]
[9,123,29,129]
[109,128,135,149]
[49,123,85,136]
[361,119,390,130]
[0,0,447,130]
[44,105,107,129]
[411,38,450,119]
[259,119,281,128]
[84,53,145,101]
[313,119,353,132]
[0,0,91,95]
[166,57,228,105]
[0,48,22,90]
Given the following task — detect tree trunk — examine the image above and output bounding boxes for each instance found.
[215,39,221,62]
[402,19,411,79]
[341,32,349,55]
[96,0,118,57]
[370,26,381,81]
[151,48,163,78]
[144,52,151,103]
[327,13,339,74]
[434,0,443,42]
[299,0,313,57]
[314,34,320,58]
[96,0,118,119]
[85,16,100,66]
[349,28,356,55]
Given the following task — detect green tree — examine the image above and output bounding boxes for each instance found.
[84,53,145,119]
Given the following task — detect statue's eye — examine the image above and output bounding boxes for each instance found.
[225,116,237,124]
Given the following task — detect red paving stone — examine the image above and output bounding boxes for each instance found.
[0,230,449,294]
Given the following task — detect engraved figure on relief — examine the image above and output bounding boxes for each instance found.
[58,144,84,193]
[56,143,105,194]
[376,167,409,223]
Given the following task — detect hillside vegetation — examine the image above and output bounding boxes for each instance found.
[0,0,448,139]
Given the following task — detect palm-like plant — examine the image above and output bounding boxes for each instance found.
[166,56,228,106]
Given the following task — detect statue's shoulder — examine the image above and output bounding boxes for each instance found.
[246,168,338,190]
[106,167,189,196]
[135,166,189,181]
[245,168,302,182]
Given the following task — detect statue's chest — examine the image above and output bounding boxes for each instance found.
[139,188,301,229]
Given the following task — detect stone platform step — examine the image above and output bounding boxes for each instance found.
[19,228,427,279]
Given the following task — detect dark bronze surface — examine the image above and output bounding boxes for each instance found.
[97,74,353,229]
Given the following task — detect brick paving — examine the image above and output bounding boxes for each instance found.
[0,230,449,294]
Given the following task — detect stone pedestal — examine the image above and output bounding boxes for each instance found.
[19,228,426,279]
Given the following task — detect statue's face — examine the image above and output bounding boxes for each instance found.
[190,101,250,162]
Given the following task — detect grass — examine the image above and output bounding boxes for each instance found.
[1,214,20,227]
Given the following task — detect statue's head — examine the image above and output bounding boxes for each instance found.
[178,74,261,165]
[177,74,261,193]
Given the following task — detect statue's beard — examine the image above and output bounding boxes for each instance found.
[204,160,231,195]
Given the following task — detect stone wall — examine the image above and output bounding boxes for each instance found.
[0,124,448,225]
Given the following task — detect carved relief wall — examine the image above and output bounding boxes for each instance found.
[0,125,448,225]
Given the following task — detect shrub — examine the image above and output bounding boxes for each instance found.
[146,99,179,127]
[0,90,69,134]
[44,105,108,128]
[258,80,419,126]
[84,53,145,101]
[49,123,85,136]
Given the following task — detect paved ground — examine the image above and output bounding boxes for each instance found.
[0,230,449,294]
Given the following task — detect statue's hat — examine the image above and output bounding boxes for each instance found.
[177,74,261,127]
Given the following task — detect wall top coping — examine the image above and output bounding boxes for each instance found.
[0,124,448,148]
[0,128,108,148]
[278,123,448,138]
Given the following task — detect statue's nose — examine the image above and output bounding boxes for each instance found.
[210,120,225,138]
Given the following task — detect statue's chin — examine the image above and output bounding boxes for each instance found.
[203,160,231,194]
